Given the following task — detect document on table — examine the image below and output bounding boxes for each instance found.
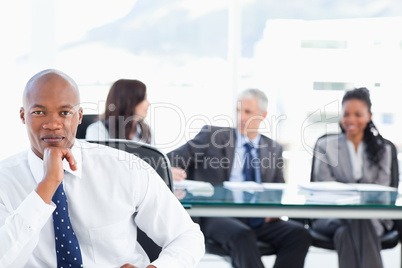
[298,181,396,204]
[299,181,361,204]
[299,181,397,192]
[298,181,356,192]
[174,180,214,196]
[348,183,397,192]
[223,181,264,192]
[305,192,361,204]
[262,182,288,190]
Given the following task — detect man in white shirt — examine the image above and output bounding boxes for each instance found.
[0,69,204,268]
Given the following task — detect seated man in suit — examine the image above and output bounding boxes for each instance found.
[168,89,311,268]
[0,69,204,268]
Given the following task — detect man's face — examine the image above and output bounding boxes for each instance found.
[20,77,83,159]
[236,97,267,139]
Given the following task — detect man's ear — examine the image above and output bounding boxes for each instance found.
[20,107,26,124]
[261,111,268,120]
[78,107,83,124]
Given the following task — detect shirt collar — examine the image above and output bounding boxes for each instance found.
[235,129,261,148]
[28,139,83,184]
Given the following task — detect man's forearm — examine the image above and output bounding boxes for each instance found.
[0,191,54,267]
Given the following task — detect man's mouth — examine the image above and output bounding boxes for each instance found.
[42,135,65,144]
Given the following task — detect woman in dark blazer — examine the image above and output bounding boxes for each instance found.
[311,87,393,268]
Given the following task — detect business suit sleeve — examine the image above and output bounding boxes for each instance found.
[259,138,285,183]
[167,125,212,170]
[272,144,285,183]
[312,137,338,182]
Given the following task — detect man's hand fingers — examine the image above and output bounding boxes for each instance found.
[171,167,187,181]
[63,148,77,171]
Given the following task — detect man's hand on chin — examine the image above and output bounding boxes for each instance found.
[36,147,77,204]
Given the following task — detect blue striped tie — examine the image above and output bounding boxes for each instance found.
[52,182,83,268]
[243,143,265,228]
[243,143,256,181]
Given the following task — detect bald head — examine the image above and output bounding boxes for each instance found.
[23,69,80,108]
[20,69,83,159]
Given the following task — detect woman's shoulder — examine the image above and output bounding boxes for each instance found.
[85,120,109,139]
[86,120,106,130]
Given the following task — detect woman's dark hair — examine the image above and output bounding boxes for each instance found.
[340,87,385,167]
[101,79,151,143]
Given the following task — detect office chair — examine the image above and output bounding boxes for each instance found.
[205,239,276,263]
[76,114,98,139]
[308,134,400,250]
[86,139,174,262]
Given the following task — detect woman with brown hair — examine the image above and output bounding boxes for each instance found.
[86,79,152,144]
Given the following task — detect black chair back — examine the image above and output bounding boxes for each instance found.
[383,138,400,188]
[76,114,98,139]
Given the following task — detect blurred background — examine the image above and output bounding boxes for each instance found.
[1,0,402,185]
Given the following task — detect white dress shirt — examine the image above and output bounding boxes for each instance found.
[345,140,365,181]
[229,130,262,183]
[0,140,204,268]
[229,131,262,203]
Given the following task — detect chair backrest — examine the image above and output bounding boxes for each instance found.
[310,133,337,182]
[86,139,174,261]
[76,114,98,139]
[311,133,399,188]
[87,139,173,190]
[383,138,399,188]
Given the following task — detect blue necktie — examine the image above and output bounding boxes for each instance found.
[243,143,265,228]
[243,143,256,181]
[52,182,83,268]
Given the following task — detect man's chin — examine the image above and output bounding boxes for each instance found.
[238,129,258,136]
[41,139,74,150]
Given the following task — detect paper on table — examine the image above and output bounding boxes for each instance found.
[305,192,361,205]
[299,181,397,192]
[223,181,264,191]
[174,180,214,196]
[348,183,397,192]
[262,183,288,190]
[298,181,356,192]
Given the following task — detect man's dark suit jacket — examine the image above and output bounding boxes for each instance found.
[167,125,284,184]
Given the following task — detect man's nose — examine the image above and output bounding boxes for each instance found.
[43,116,63,129]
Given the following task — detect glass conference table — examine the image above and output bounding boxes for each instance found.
[175,181,402,219]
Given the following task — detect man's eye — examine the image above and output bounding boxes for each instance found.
[61,111,73,116]
[32,111,44,115]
